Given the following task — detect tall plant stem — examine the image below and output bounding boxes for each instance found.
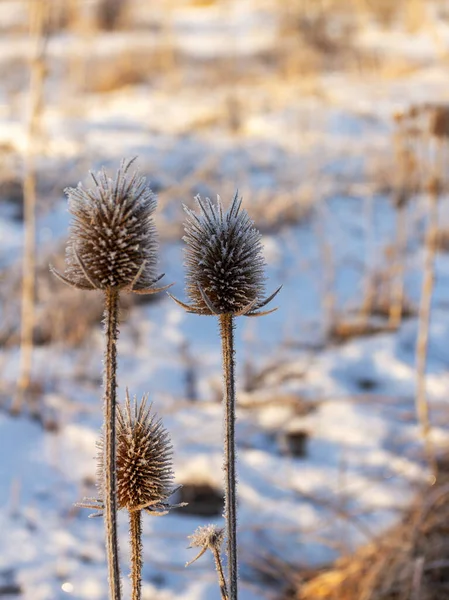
[219,314,238,600]
[129,510,142,600]
[104,288,122,600]
[361,193,375,325]
[212,546,229,600]
[315,197,335,339]
[389,203,407,329]
[415,180,439,478]
[14,0,48,414]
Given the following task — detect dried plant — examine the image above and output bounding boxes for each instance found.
[80,392,183,600]
[415,157,445,475]
[171,193,280,318]
[13,0,49,414]
[187,525,228,600]
[314,195,336,339]
[52,158,162,293]
[51,158,169,600]
[170,193,281,600]
[388,110,420,329]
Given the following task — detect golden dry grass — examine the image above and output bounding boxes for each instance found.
[298,459,449,600]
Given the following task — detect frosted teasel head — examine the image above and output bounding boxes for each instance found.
[79,391,184,517]
[170,193,281,317]
[186,524,225,567]
[50,157,169,295]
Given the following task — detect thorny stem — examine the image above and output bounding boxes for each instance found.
[129,510,143,600]
[104,289,122,600]
[219,314,238,600]
[212,546,229,600]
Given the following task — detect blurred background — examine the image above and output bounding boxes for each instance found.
[2,0,449,598]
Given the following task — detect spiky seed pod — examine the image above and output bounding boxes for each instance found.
[90,392,181,516]
[179,194,274,316]
[51,157,165,293]
[116,392,177,513]
[168,192,281,600]
[187,525,228,600]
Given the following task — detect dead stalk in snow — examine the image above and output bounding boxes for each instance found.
[51,159,169,600]
[389,112,418,329]
[13,0,48,414]
[415,107,449,476]
[315,196,335,339]
[170,193,280,600]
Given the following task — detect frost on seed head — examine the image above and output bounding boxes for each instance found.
[188,524,225,551]
[50,158,167,294]
[176,192,282,317]
[80,391,184,517]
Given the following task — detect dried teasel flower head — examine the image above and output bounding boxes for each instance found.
[186,524,225,567]
[169,193,281,317]
[50,157,169,295]
[80,391,184,517]
[188,524,225,552]
[115,391,181,514]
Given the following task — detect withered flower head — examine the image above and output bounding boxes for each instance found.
[186,525,228,599]
[186,524,225,567]
[80,392,183,517]
[115,392,179,514]
[188,524,225,552]
[169,193,281,317]
[51,157,167,294]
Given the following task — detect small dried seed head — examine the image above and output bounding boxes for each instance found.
[97,392,177,513]
[183,194,266,315]
[188,524,225,551]
[63,158,159,291]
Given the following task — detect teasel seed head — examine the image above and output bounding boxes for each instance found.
[188,524,225,552]
[79,391,184,517]
[50,157,170,295]
[169,193,281,317]
[186,524,225,567]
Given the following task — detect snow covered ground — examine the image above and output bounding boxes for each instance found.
[1,1,449,598]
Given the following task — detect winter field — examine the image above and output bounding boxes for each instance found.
[2,1,449,598]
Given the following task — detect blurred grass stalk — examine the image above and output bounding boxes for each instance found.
[415,105,449,475]
[389,117,413,330]
[13,0,48,414]
[315,196,336,340]
[415,139,442,478]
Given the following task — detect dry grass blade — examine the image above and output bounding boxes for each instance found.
[298,460,449,600]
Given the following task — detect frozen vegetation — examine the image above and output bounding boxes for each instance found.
[1,0,449,598]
